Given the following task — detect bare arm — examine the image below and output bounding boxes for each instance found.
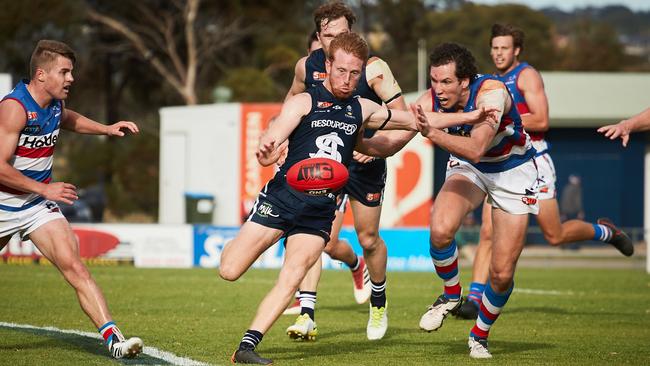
[517,67,549,132]
[257,93,311,166]
[0,100,78,204]
[284,57,307,101]
[414,83,506,163]
[61,108,139,136]
[415,107,496,163]
[598,107,650,147]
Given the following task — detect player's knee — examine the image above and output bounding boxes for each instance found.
[479,223,493,243]
[544,232,563,246]
[218,264,242,282]
[63,260,92,284]
[490,269,514,290]
[357,231,380,250]
[429,225,454,247]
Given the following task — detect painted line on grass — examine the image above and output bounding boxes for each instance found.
[514,288,579,296]
[0,321,211,366]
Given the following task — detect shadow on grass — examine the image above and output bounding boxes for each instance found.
[0,325,170,365]
[263,326,554,362]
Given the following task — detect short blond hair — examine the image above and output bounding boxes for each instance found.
[30,40,76,77]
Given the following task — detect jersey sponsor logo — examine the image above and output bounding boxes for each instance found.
[27,111,38,121]
[366,192,381,202]
[19,131,58,148]
[311,119,357,135]
[317,101,333,108]
[312,71,327,81]
[257,202,279,218]
[333,105,342,110]
[22,125,41,134]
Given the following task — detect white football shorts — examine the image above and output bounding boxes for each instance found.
[0,199,65,239]
[446,157,539,215]
[534,152,556,200]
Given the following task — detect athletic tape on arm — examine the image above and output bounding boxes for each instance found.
[366,58,402,103]
[476,81,511,128]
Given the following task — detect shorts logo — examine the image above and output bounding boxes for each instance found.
[317,101,333,108]
[366,192,381,202]
[448,160,460,168]
[539,186,549,193]
[313,71,327,81]
[45,201,60,213]
[257,202,279,218]
[521,196,537,206]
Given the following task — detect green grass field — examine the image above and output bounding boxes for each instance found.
[1,264,649,365]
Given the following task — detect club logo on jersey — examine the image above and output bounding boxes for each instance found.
[257,202,279,218]
[345,105,355,119]
[27,111,38,121]
[312,71,327,81]
[366,192,381,202]
[311,119,357,135]
[22,125,41,134]
[317,101,333,108]
[333,105,342,110]
[310,132,344,161]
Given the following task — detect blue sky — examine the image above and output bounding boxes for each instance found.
[470,0,650,11]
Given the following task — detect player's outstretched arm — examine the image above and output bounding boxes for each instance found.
[256,93,311,166]
[0,100,78,204]
[414,104,496,163]
[409,89,499,130]
[598,107,650,147]
[62,108,139,136]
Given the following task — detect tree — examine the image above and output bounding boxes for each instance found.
[86,0,249,105]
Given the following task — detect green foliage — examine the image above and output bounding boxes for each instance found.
[223,67,281,102]
[0,265,648,365]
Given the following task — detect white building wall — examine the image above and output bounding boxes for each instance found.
[159,104,241,225]
[0,74,12,96]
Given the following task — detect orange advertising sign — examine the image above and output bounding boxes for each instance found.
[240,104,282,222]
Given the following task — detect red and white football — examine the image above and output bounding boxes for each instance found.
[286,157,349,196]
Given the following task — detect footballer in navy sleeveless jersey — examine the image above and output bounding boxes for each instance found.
[248,83,363,241]
[304,48,387,207]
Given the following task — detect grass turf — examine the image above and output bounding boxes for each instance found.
[0,264,648,365]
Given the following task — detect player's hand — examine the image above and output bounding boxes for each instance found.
[598,121,631,147]
[352,151,375,164]
[276,140,289,167]
[256,139,277,165]
[412,104,433,137]
[107,121,139,137]
[41,182,78,205]
[467,106,500,124]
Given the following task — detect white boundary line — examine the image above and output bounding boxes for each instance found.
[514,288,579,296]
[0,322,211,366]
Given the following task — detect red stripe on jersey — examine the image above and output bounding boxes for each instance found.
[529,131,545,141]
[15,146,54,158]
[435,258,458,274]
[515,102,529,114]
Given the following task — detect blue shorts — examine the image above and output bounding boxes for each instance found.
[247,179,336,243]
[342,158,386,207]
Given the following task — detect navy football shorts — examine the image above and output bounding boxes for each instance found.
[247,184,336,243]
[342,158,387,207]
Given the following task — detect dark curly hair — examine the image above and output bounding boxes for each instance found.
[314,1,356,33]
[429,42,477,80]
[490,23,525,53]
